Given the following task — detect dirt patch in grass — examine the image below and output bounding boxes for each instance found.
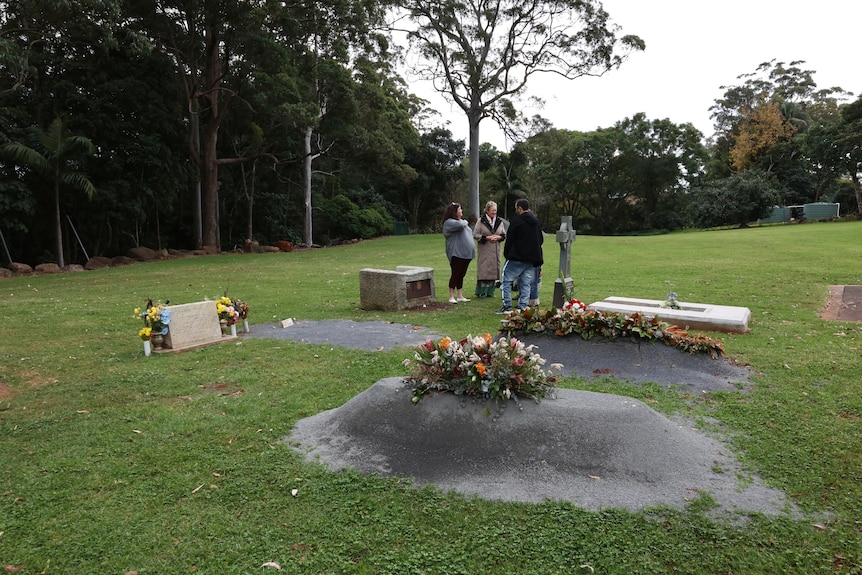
[405,301,454,312]
[0,370,57,403]
[819,285,862,322]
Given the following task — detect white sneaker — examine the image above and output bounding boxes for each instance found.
[457,297,470,302]
[448,297,458,304]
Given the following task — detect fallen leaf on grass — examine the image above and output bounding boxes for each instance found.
[4,566,26,573]
[260,562,282,570]
[76,409,90,414]
[191,484,204,494]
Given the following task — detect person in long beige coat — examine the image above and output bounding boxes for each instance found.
[472,201,508,298]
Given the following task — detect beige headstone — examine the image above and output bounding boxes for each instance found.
[162,301,229,351]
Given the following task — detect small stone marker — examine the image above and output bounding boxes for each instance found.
[161,301,233,352]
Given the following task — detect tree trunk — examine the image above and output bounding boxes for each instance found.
[54,180,64,268]
[245,159,256,241]
[191,103,202,248]
[303,126,314,246]
[199,22,224,252]
[852,173,862,216]
[467,112,482,221]
[200,123,220,251]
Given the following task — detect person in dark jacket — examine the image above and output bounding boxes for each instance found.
[498,199,543,313]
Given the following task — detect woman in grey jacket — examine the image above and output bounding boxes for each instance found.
[442,202,476,304]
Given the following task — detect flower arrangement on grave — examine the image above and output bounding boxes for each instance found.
[215,296,241,325]
[500,298,725,358]
[662,291,681,310]
[403,333,559,404]
[232,297,250,320]
[134,299,171,340]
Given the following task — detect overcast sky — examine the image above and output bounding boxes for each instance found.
[409,0,860,150]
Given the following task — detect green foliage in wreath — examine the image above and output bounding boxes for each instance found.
[499,299,726,359]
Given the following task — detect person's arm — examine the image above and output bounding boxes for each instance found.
[473,221,487,243]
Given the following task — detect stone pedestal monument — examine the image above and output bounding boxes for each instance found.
[553,216,576,309]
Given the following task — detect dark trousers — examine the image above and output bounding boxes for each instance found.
[449,256,471,289]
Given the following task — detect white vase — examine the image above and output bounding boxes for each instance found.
[243,319,250,333]
[230,324,237,337]
[143,340,152,357]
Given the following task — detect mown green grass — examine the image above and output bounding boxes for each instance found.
[1,221,861,574]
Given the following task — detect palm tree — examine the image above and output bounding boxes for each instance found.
[1,115,95,267]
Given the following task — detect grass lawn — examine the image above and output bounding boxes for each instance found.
[1,221,861,574]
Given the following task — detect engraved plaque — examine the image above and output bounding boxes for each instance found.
[406,279,432,300]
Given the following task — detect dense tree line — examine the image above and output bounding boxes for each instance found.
[476,61,859,234]
[0,0,466,265]
[2,0,859,267]
[701,60,860,225]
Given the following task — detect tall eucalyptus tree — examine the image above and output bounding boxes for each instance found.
[396,0,643,220]
[123,0,276,250]
[267,0,390,246]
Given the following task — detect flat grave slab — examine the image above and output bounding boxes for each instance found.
[821,285,862,322]
[588,296,751,334]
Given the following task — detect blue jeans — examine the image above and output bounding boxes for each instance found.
[501,260,535,310]
[530,266,541,301]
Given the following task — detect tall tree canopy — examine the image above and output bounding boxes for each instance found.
[707,60,852,206]
[508,115,706,234]
[398,0,644,220]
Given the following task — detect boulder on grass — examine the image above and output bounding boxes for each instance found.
[35,263,62,274]
[127,246,159,261]
[85,256,111,270]
[110,255,137,267]
[7,262,33,274]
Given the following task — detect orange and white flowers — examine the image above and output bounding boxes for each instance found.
[404,333,557,404]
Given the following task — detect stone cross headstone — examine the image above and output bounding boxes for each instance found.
[552,216,576,309]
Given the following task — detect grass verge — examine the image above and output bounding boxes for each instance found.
[1,221,861,573]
